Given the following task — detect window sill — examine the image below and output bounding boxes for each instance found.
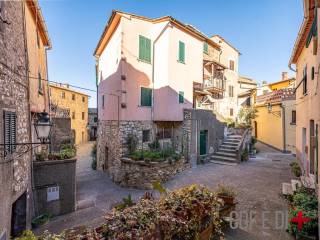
[137,58,151,64]
[177,60,185,64]
[290,122,296,125]
[139,105,152,108]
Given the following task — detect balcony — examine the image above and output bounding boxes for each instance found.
[203,77,224,94]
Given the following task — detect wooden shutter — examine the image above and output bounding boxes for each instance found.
[203,42,208,53]
[139,35,151,62]
[141,87,152,106]
[179,91,184,103]
[3,111,16,155]
[179,41,185,63]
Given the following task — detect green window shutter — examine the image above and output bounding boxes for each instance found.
[203,42,208,53]
[179,91,184,103]
[139,35,151,63]
[141,87,152,106]
[179,41,185,63]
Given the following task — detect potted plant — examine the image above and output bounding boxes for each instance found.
[216,184,236,205]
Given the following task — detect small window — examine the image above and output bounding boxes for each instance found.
[291,110,296,124]
[72,94,75,100]
[94,117,98,123]
[82,96,85,102]
[229,60,235,71]
[140,87,152,107]
[3,111,16,156]
[311,66,315,80]
[72,112,75,119]
[38,72,42,92]
[102,95,105,109]
[178,41,185,63]
[303,65,308,95]
[203,42,208,54]
[142,129,150,143]
[47,186,59,202]
[179,91,184,103]
[82,112,85,120]
[228,85,234,97]
[139,35,151,63]
[61,91,65,99]
[230,108,234,116]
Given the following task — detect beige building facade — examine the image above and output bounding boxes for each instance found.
[49,84,89,145]
[289,0,320,186]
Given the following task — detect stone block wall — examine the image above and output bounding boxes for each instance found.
[0,1,32,238]
[50,117,73,152]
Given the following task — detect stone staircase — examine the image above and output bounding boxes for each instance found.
[210,134,242,165]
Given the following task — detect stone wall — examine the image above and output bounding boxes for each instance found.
[116,157,188,189]
[50,117,73,152]
[0,1,32,238]
[33,158,76,217]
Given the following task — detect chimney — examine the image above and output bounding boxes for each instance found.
[282,72,288,81]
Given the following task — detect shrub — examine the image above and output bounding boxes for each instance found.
[148,140,160,150]
[115,194,134,211]
[129,148,181,163]
[31,213,52,228]
[290,161,302,177]
[35,151,47,161]
[241,148,249,161]
[216,184,236,198]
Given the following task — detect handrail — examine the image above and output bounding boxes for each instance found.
[235,128,250,162]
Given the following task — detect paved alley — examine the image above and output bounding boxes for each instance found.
[35,142,295,240]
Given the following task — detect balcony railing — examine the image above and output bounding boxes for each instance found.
[203,77,224,93]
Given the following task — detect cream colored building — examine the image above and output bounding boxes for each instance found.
[237,76,257,108]
[211,35,240,120]
[289,0,319,186]
[49,84,89,144]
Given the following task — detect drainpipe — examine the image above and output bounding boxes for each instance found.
[281,104,286,152]
[151,22,172,122]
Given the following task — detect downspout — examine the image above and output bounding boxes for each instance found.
[151,22,172,122]
[281,104,286,152]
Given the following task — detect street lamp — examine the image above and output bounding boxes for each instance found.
[34,111,53,144]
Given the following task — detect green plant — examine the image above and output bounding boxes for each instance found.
[91,142,97,170]
[115,194,134,211]
[31,213,52,228]
[216,184,236,198]
[241,148,249,161]
[148,139,160,150]
[35,151,47,161]
[290,161,302,177]
[126,134,138,154]
[15,230,37,240]
[152,181,167,194]
[288,187,318,236]
[238,106,257,126]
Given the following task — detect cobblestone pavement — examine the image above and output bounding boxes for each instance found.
[35,142,295,240]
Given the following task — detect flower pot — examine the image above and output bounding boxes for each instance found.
[218,195,234,205]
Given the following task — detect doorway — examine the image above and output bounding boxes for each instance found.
[11,192,27,238]
[104,146,109,171]
[254,121,258,138]
[310,120,315,174]
[302,128,307,173]
[199,130,208,156]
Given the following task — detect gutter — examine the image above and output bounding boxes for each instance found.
[151,22,172,121]
[281,104,286,152]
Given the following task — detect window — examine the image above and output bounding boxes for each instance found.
[291,110,296,125]
[82,96,85,102]
[61,91,65,99]
[142,129,150,143]
[230,108,234,116]
[72,112,75,119]
[303,65,307,95]
[82,112,85,120]
[3,111,16,156]
[38,72,42,92]
[140,87,152,107]
[102,95,105,109]
[139,35,151,63]
[94,117,98,123]
[229,60,235,71]
[179,91,184,103]
[311,66,315,80]
[203,42,208,54]
[47,186,59,202]
[178,41,185,63]
[228,85,234,97]
[72,94,75,100]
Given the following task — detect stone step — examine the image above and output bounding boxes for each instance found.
[210,160,238,166]
[223,141,239,145]
[227,135,242,139]
[225,139,241,143]
[220,145,238,151]
[211,155,237,163]
[214,151,237,158]
[219,147,237,153]
[221,143,238,148]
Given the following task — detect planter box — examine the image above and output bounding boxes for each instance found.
[218,195,234,205]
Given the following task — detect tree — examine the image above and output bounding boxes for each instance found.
[238,107,257,126]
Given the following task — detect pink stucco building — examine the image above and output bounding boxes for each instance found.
[94,11,229,177]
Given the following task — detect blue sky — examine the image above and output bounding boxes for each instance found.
[40,0,303,107]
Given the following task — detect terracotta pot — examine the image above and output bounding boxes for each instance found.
[218,195,234,205]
